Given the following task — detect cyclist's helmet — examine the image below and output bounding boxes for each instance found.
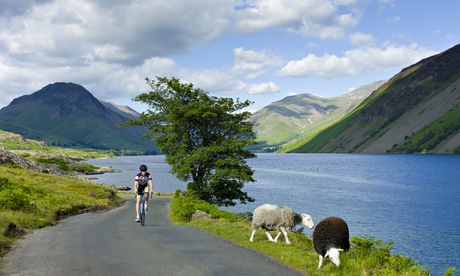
[139,164,148,172]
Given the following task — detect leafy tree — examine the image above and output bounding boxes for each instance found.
[122,77,257,206]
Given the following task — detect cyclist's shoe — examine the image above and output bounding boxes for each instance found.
[145,205,149,211]
[135,216,140,222]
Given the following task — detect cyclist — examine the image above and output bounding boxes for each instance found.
[134,164,153,222]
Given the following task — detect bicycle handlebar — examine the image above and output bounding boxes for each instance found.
[135,191,153,197]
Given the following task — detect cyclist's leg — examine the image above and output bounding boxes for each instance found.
[145,184,149,206]
[143,186,150,209]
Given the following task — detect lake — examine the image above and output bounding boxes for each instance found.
[85,153,460,274]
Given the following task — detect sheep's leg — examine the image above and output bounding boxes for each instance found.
[317,255,324,270]
[280,227,291,244]
[249,229,256,242]
[273,227,291,244]
[273,230,282,242]
[264,230,274,242]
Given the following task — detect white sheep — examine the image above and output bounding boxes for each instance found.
[313,216,350,270]
[249,204,314,244]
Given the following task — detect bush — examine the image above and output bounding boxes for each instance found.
[349,235,430,275]
[0,178,36,211]
[72,162,99,173]
[0,177,12,190]
[36,157,70,171]
[445,267,456,276]
[170,191,238,223]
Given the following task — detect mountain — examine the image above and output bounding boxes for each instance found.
[250,80,386,152]
[284,44,460,154]
[100,100,140,119]
[0,82,157,153]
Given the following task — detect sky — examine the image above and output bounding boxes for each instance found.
[0,0,458,113]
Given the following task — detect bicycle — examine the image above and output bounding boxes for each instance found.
[137,192,147,226]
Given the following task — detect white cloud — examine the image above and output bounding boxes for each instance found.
[349,32,375,46]
[179,69,247,95]
[82,58,247,100]
[247,82,280,95]
[278,44,437,78]
[0,0,233,66]
[0,0,239,108]
[232,47,284,79]
[233,0,364,39]
[0,0,453,113]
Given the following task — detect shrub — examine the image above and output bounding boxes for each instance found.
[72,162,99,173]
[0,188,35,212]
[445,267,456,276]
[170,191,238,223]
[0,177,12,190]
[349,235,430,275]
[36,157,70,171]
[0,177,38,212]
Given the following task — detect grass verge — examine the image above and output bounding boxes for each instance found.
[170,192,457,276]
[0,164,123,258]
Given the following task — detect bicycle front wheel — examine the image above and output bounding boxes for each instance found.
[140,203,145,226]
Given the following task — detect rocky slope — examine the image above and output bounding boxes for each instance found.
[286,44,460,153]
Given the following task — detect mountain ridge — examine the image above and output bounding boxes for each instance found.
[250,80,386,151]
[0,82,157,153]
[100,100,140,119]
[284,44,460,153]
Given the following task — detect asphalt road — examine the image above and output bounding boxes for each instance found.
[2,197,305,276]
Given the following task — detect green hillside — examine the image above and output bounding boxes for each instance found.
[0,82,158,154]
[284,44,460,154]
[251,81,385,152]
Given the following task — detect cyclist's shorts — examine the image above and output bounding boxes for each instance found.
[137,184,148,195]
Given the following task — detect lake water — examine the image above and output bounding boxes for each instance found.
[85,153,460,274]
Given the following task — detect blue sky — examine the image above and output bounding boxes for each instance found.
[0,0,458,113]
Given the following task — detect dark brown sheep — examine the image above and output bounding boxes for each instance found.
[313,216,350,269]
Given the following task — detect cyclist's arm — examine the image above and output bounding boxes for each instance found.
[134,180,139,194]
[148,179,154,193]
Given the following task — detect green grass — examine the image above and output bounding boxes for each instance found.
[1,129,116,175]
[1,129,115,158]
[0,164,123,257]
[284,114,357,153]
[170,193,457,276]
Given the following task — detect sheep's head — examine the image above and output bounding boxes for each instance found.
[301,214,314,229]
[325,248,343,267]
